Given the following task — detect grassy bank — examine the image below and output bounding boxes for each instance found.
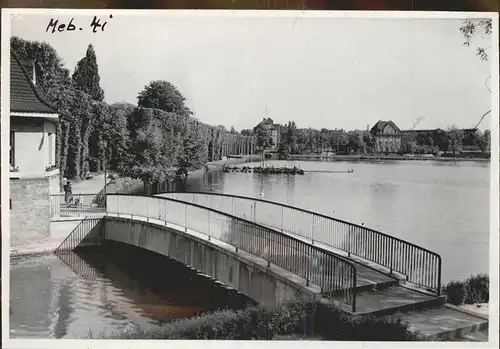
[86,300,422,341]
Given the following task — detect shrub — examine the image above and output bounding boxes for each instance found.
[87,300,421,341]
[443,281,466,305]
[442,274,490,306]
[464,274,489,304]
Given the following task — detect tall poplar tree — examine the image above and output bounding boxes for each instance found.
[72,44,105,101]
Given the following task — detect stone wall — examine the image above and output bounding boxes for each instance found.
[10,177,51,245]
[104,217,321,306]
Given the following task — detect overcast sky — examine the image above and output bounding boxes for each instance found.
[10,12,493,131]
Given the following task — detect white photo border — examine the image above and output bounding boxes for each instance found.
[1,8,499,349]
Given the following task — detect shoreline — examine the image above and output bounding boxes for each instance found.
[287,154,490,162]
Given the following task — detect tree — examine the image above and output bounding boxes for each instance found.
[100,102,132,171]
[460,19,493,130]
[477,129,491,154]
[347,131,365,154]
[447,127,464,157]
[241,129,253,136]
[120,108,174,186]
[64,90,93,179]
[137,80,192,116]
[175,120,206,177]
[362,131,375,153]
[433,129,449,153]
[276,141,290,160]
[286,121,297,153]
[405,142,417,154]
[427,136,434,147]
[255,124,271,150]
[460,19,492,62]
[11,36,70,91]
[72,44,105,101]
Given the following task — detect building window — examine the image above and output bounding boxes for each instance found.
[10,131,15,166]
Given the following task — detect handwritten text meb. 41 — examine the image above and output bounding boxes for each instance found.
[46,15,113,34]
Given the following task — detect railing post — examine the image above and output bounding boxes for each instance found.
[311,215,315,244]
[208,210,211,239]
[235,222,239,252]
[305,250,310,287]
[167,200,171,225]
[389,239,394,275]
[130,196,134,219]
[347,227,351,257]
[184,204,187,232]
[280,206,284,233]
[147,198,149,222]
[437,256,442,296]
[79,194,82,215]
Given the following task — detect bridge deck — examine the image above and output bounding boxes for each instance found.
[351,260,398,289]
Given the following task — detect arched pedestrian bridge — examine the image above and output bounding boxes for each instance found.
[50,192,489,340]
[50,192,445,315]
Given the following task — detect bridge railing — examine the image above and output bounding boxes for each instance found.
[50,193,106,217]
[106,194,358,312]
[161,192,442,295]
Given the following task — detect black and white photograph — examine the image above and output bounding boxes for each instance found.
[1,8,498,347]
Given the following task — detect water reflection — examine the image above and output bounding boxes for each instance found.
[10,241,253,339]
[53,282,72,338]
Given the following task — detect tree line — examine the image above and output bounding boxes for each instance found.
[245,121,490,158]
[11,37,250,187]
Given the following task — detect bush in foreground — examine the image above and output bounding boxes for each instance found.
[86,300,420,341]
[443,281,466,305]
[443,274,489,306]
[464,274,489,304]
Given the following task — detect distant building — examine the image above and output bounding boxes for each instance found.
[9,50,67,240]
[253,117,282,150]
[370,120,402,153]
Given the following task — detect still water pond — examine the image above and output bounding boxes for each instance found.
[171,159,491,283]
[10,241,253,339]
